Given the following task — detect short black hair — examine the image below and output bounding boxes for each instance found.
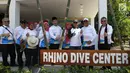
[52,17,57,21]
[101,17,107,20]
[20,20,27,24]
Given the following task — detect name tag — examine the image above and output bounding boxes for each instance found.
[100,39,104,44]
[54,41,59,44]
[83,41,88,46]
[65,46,69,48]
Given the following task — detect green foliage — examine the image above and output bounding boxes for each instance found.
[39,66,130,73]
[0,62,129,73]
[108,0,130,38]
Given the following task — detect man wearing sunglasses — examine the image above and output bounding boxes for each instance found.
[0,18,16,66]
[98,17,113,69]
[70,19,82,50]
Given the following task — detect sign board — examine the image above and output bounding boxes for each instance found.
[40,50,130,66]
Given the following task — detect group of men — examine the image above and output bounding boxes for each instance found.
[0,16,113,69]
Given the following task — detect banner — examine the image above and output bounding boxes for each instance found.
[40,50,130,66]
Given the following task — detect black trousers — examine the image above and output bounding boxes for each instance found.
[2,44,16,66]
[70,46,81,50]
[82,45,95,50]
[98,44,111,69]
[98,44,111,50]
[25,48,38,67]
[0,44,3,52]
[50,44,59,49]
[82,45,95,69]
[16,44,23,66]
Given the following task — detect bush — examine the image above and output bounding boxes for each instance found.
[0,63,129,73]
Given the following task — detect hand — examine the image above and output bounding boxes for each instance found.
[87,41,92,45]
[47,39,49,43]
[104,32,108,37]
[20,39,24,43]
[26,33,29,37]
[72,32,76,36]
[39,20,43,24]
[56,35,60,40]
[80,30,82,34]
[2,33,10,37]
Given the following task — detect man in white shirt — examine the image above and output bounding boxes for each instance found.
[98,17,113,69]
[14,20,27,67]
[0,18,16,66]
[70,19,82,50]
[82,18,97,49]
[81,18,97,69]
[49,17,62,49]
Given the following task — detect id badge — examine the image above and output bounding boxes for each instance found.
[54,41,58,44]
[100,39,105,44]
[83,41,88,46]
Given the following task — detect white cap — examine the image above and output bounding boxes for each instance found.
[73,19,78,23]
[83,18,89,21]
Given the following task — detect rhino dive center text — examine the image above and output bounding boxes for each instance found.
[41,51,129,65]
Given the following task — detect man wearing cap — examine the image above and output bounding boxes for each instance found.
[49,17,62,49]
[81,18,97,69]
[14,20,27,67]
[70,19,82,50]
[98,17,113,69]
[0,18,16,66]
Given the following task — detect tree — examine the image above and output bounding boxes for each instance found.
[108,0,130,41]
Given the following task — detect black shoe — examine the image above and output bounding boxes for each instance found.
[3,62,10,66]
[10,64,18,66]
[100,67,106,70]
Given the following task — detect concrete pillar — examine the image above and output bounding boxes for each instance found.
[90,17,94,27]
[98,0,107,28]
[9,0,20,29]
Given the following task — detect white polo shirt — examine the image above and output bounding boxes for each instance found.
[49,25,62,44]
[0,25,14,44]
[81,25,97,47]
[70,28,81,46]
[38,30,50,47]
[14,26,26,44]
[99,24,113,44]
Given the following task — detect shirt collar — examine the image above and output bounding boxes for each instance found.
[3,25,9,28]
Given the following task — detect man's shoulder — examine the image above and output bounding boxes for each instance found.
[0,26,3,29]
[0,26,4,31]
[50,25,61,29]
[107,24,112,28]
[15,26,21,29]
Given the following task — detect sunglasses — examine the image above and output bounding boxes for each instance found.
[83,20,88,22]
[4,21,9,22]
[101,20,106,22]
[74,22,78,23]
